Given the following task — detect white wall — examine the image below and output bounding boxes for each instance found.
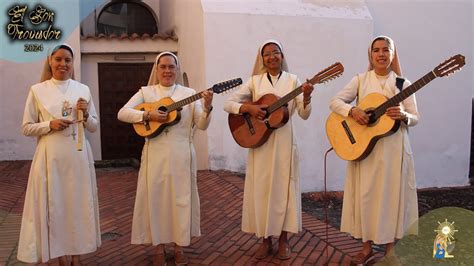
[1,0,472,190]
[200,0,472,191]
[365,0,472,188]
[164,0,210,169]
[0,27,82,160]
[0,59,42,159]
[201,0,372,191]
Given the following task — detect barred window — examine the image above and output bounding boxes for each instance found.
[97,2,158,35]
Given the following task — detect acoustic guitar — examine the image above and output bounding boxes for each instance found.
[134,78,242,138]
[228,62,344,148]
[326,54,465,161]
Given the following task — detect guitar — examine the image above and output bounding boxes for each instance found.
[228,62,344,148]
[134,78,242,138]
[326,54,465,161]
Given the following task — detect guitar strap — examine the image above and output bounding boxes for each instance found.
[396,77,405,91]
[395,76,409,132]
[356,74,405,102]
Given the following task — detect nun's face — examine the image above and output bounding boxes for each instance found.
[262,43,283,74]
[370,39,394,75]
[156,55,177,86]
[50,48,73,80]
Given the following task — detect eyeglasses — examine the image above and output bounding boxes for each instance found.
[262,51,282,58]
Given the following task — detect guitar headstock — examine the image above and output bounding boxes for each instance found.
[308,62,344,85]
[433,54,465,77]
[212,78,243,94]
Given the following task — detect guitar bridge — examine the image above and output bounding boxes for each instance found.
[243,113,255,135]
[341,120,356,144]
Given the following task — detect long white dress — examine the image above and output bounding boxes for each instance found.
[18,78,101,263]
[117,84,210,246]
[329,70,419,244]
[224,72,311,237]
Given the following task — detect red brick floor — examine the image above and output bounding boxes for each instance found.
[0,161,382,265]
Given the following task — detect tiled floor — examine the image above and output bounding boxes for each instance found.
[0,161,380,265]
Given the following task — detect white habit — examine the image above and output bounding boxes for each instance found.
[224,72,311,237]
[329,70,419,244]
[18,78,101,262]
[118,84,210,246]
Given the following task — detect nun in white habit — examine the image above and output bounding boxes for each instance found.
[224,40,314,260]
[117,52,213,265]
[18,44,101,265]
[329,36,419,264]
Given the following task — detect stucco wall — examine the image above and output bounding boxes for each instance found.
[201,0,373,191]
[165,0,210,169]
[0,25,82,160]
[201,0,472,191]
[365,0,472,188]
[1,0,472,191]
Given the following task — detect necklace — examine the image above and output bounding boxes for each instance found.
[55,80,72,117]
[53,79,77,139]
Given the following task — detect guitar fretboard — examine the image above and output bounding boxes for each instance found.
[267,86,304,113]
[167,89,209,112]
[373,71,436,119]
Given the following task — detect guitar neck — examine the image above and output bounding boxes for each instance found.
[167,88,210,111]
[267,86,303,114]
[374,71,436,119]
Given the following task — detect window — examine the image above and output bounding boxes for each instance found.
[97,2,158,36]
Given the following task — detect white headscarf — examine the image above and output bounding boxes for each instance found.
[251,39,289,76]
[40,43,75,82]
[368,35,403,76]
[147,51,183,86]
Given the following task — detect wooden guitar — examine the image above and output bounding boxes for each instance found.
[133,78,242,138]
[326,54,465,161]
[228,62,344,148]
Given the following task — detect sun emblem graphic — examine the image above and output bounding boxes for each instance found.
[435,219,458,242]
[433,219,458,258]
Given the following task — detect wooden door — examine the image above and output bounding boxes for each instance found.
[98,63,153,160]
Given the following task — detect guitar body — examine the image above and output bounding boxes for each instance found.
[228,93,289,148]
[326,54,465,161]
[326,93,400,161]
[133,97,181,138]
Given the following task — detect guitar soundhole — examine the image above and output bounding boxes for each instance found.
[158,106,168,112]
[366,110,377,126]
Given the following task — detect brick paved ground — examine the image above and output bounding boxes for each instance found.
[0,161,383,265]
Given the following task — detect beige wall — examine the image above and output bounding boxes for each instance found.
[1,0,472,190]
[199,0,472,191]
[163,0,210,169]
[201,0,373,192]
[0,26,82,160]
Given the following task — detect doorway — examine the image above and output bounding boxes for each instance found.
[98,62,153,160]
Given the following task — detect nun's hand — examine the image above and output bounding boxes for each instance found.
[202,90,214,113]
[50,119,74,131]
[240,104,268,120]
[386,106,408,122]
[350,107,370,125]
[76,98,89,119]
[302,82,314,105]
[149,110,168,123]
